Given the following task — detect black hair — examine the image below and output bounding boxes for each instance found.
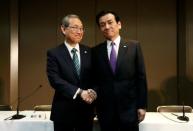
[96,10,120,26]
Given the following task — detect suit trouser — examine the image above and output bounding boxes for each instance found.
[100,120,139,131]
[53,121,93,131]
[99,111,139,131]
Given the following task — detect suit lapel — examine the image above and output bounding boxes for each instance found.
[100,42,115,75]
[116,40,128,70]
[101,40,128,75]
[103,42,110,66]
[60,44,79,80]
[79,45,89,78]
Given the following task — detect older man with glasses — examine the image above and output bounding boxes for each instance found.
[47,14,96,131]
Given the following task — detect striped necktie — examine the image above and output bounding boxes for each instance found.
[71,48,80,76]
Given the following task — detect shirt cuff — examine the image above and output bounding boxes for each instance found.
[73,88,81,99]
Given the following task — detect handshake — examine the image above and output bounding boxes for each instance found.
[80,89,97,104]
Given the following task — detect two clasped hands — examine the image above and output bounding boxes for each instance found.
[80,89,97,104]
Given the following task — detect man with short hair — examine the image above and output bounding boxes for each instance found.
[47,14,96,131]
[92,10,148,131]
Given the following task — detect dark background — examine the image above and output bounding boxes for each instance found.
[0,0,193,111]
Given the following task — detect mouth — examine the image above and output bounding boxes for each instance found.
[104,30,113,36]
[74,34,82,38]
[104,29,112,33]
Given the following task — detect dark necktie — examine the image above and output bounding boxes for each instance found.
[71,48,80,76]
[110,42,117,73]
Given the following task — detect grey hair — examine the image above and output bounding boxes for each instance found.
[61,14,80,27]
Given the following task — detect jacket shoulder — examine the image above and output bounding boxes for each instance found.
[126,40,140,45]
[47,44,64,52]
[92,42,106,51]
[80,44,90,50]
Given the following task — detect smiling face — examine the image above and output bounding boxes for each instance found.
[98,13,121,41]
[61,17,84,45]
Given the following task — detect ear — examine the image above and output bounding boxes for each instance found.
[61,25,66,35]
[118,21,122,29]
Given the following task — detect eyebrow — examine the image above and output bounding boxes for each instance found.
[69,24,83,27]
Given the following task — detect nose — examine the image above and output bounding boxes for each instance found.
[77,29,82,33]
[76,28,84,33]
[104,23,110,29]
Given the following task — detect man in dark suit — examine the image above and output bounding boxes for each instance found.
[47,14,96,131]
[92,10,148,131]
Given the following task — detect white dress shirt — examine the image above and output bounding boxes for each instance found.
[107,36,121,60]
[64,41,81,99]
[64,41,81,66]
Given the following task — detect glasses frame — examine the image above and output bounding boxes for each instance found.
[67,26,84,32]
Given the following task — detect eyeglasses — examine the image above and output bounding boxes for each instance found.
[67,26,84,32]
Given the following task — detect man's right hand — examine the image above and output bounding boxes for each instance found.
[80,89,97,104]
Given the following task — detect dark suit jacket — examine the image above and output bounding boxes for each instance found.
[92,39,147,124]
[47,43,93,124]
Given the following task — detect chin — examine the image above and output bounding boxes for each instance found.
[104,35,114,40]
[75,40,81,43]
[105,37,113,41]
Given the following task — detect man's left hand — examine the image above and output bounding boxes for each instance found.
[137,109,146,122]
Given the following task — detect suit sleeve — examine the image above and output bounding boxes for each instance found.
[47,50,78,99]
[91,47,100,94]
[135,43,148,109]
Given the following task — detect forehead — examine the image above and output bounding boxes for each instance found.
[69,18,83,26]
[99,13,116,23]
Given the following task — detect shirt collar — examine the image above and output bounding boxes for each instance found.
[107,36,121,47]
[64,41,80,53]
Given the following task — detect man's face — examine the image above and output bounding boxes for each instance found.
[61,18,84,44]
[98,13,121,41]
